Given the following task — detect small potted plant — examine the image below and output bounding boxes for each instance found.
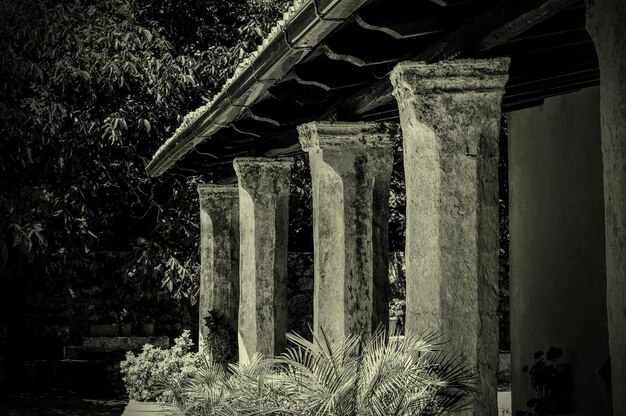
[134,301,156,337]
[118,308,132,337]
[138,316,155,337]
[88,304,118,337]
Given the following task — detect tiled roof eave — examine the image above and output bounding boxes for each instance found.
[147,0,369,177]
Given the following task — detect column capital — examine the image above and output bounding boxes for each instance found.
[233,157,293,172]
[233,157,293,196]
[390,58,510,96]
[390,58,510,158]
[197,184,238,204]
[297,121,394,152]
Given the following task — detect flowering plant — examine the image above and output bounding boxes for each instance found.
[390,298,406,317]
[119,330,203,402]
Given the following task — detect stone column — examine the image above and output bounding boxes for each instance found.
[390,58,510,416]
[587,2,626,414]
[298,122,394,346]
[197,184,239,351]
[233,157,292,364]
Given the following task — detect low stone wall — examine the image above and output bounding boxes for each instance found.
[82,336,169,353]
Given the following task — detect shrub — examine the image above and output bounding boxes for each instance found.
[120,330,204,402]
[164,330,476,416]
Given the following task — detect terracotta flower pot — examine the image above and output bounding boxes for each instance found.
[122,400,177,415]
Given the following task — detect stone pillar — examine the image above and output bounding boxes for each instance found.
[508,87,610,415]
[197,184,239,351]
[233,157,292,364]
[298,122,394,345]
[587,2,626,413]
[390,58,509,416]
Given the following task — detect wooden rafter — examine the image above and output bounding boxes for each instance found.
[328,0,581,120]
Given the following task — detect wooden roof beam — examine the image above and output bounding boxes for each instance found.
[502,79,599,111]
[478,0,581,50]
[354,13,448,39]
[328,0,581,120]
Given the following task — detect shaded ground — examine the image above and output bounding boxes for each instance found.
[0,388,512,415]
[0,392,126,416]
[1,391,511,416]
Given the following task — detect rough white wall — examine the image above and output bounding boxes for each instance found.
[508,87,611,415]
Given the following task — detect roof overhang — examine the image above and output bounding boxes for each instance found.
[147,0,368,177]
[147,0,596,178]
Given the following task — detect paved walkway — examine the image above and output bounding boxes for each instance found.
[498,390,512,415]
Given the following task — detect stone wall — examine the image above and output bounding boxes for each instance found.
[497,352,511,384]
[287,252,405,340]
[287,252,314,339]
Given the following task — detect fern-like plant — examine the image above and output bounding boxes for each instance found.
[163,329,476,416]
[165,351,232,415]
[268,330,476,416]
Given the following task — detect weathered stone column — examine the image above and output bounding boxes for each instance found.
[233,157,292,364]
[587,2,626,413]
[298,122,394,345]
[391,58,509,416]
[197,184,239,352]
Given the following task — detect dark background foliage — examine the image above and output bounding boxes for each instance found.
[0,0,291,352]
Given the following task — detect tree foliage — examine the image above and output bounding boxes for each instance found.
[0,0,291,341]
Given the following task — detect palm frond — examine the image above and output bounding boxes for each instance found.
[161,328,477,416]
